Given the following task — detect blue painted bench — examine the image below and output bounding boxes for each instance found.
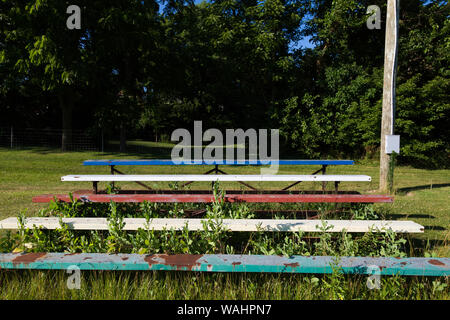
[83,159,355,166]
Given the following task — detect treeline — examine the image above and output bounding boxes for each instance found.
[0,0,448,167]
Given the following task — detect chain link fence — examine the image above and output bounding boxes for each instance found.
[0,127,99,151]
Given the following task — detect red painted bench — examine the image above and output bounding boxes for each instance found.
[33,191,393,203]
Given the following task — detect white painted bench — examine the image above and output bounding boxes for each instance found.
[84,159,357,191]
[61,174,372,193]
[61,174,371,182]
[0,217,424,233]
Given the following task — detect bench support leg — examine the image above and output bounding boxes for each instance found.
[180,165,260,190]
[110,165,115,190]
[111,167,153,191]
[93,181,98,194]
[282,166,325,191]
[215,168,258,191]
[334,181,340,194]
[321,165,328,192]
[181,167,218,188]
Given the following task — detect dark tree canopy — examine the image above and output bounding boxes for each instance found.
[0,0,448,167]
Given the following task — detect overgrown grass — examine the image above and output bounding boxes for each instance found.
[0,146,448,299]
[0,270,448,300]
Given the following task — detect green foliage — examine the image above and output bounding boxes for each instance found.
[106,202,129,253]
[321,260,346,300]
[314,220,337,256]
[0,231,15,252]
[351,204,380,220]
[0,1,448,165]
[357,227,408,258]
[249,231,310,257]
[105,183,121,195]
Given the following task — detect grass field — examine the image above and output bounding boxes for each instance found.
[0,144,448,299]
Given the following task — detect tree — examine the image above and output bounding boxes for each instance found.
[0,1,95,150]
[89,0,162,152]
[0,0,162,151]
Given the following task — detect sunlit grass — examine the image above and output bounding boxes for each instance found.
[0,270,448,300]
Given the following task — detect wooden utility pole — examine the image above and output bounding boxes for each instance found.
[380,0,399,193]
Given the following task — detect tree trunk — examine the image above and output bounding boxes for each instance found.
[58,89,74,152]
[120,121,127,152]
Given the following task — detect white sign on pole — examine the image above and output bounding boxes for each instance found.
[385,135,400,154]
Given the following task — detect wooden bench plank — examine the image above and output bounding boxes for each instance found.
[0,217,424,233]
[0,253,447,276]
[32,193,393,203]
[61,174,372,182]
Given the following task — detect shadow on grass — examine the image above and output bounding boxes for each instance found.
[423,225,447,231]
[407,238,448,256]
[387,214,436,219]
[2,142,360,161]
[2,146,64,154]
[21,143,220,159]
[396,183,450,195]
[6,143,174,159]
[98,147,172,159]
[5,146,100,155]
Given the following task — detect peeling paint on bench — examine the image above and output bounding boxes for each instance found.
[0,253,448,276]
[32,193,393,203]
